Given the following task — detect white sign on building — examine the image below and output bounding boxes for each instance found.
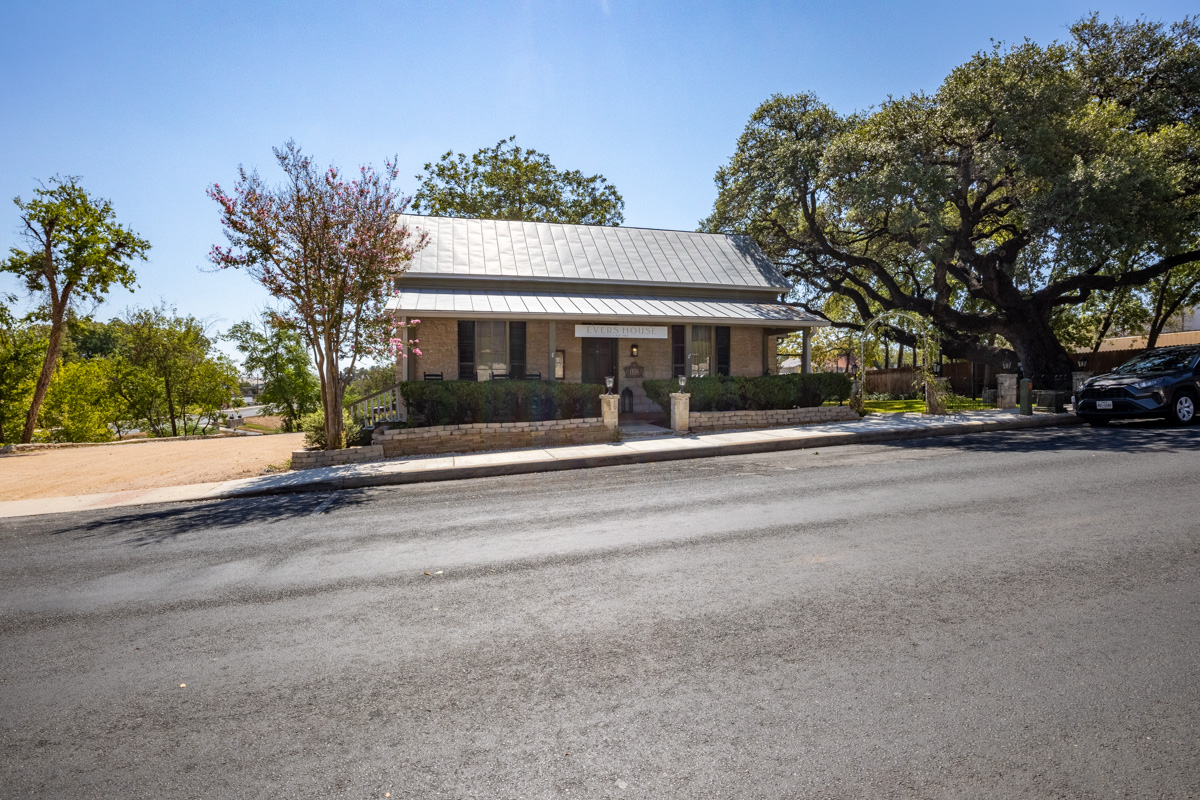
[574,324,669,339]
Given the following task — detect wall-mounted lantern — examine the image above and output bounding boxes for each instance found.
[630,343,638,358]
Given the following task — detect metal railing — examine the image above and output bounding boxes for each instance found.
[348,383,404,426]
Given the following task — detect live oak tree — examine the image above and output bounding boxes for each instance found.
[209,141,428,450]
[413,136,625,225]
[704,15,1200,377]
[2,177,148,442]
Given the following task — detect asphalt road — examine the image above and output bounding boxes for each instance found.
[2,423,1198,798]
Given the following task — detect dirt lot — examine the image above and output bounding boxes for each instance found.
[0,433,306,501]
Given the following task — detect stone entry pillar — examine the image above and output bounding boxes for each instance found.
[600,394,619,430]
[670,392,690,433]
[997,373,1018,409]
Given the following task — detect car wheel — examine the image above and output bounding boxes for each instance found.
[1168,390,1196,426]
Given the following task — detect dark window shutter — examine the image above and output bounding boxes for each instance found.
[716,326,731,376]
[671,325,686,377]
[509,321,526,379]
[457,321,476,380]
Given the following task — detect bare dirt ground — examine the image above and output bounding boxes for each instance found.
[0,433,305,501]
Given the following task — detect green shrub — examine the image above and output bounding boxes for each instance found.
[643,372,851,412]
[300,409,356,449]
[399,380,604,427]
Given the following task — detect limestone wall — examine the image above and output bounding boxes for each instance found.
[407,318,459,380]
[373,418,615,458]
[688,405,860,432]
[290,418,616,469]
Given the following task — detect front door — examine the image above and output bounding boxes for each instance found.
[581,338,618,390]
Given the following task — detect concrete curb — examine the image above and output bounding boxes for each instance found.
[230,412,1084,495]
[0,412,1084,519]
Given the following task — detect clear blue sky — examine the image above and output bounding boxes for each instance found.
[1,0,1193,361]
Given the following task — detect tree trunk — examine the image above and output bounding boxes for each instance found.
[21,305,66,443]
[320,335,343,450]
[1004,311,1075,384]
[164,375,178,437]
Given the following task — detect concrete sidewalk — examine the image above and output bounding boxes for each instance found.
[0,410,1082,519]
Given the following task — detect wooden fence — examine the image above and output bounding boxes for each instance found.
[864,362,997,398]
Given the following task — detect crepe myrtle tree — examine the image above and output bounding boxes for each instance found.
[704,15,1200,378]
[209,141,429,450]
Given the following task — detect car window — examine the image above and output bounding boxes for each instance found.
[1112,349,1200,374]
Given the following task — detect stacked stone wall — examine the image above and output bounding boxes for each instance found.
[290,445,385,470]
[374,418,614,457]
[688,405,860,432]
[290,418,615,469]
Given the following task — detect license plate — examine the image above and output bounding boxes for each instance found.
[1096,400,1113,410]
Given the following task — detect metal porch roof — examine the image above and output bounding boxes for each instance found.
[386,287,825,327]
[397,214,791,291]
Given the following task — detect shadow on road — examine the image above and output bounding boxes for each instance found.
[882,418,1200,454]
[54,489,371,546]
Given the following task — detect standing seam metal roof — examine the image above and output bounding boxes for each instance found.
[398,214,790,290]
[386,288,825,326]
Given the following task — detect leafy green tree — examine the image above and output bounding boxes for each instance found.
[1143,262,1200,347]
[228,313,320,431]
[2,177,149,442]
[40,358,124,442]
[705,15,1200,377]
[119,307,238,437]
[413,136,625,225]
[344,363,399,404]
[0,300,46,444]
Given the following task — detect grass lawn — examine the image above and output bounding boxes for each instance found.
[863,399,925,413]
[863,397,997,414]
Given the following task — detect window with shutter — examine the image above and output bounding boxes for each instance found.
[716,326,731,376]
[457,321,476,380]
[509,322,526,379]
[671,325,686,377]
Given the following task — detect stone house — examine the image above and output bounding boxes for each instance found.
[387,215,825,419]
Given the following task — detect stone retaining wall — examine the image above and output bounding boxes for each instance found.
[688,405,860,432]
[290,445,385,470]
[374,418,614,458]
[289,417,616,469]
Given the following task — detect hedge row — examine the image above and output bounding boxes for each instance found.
[398,380,604,427]
[642,372,852,413]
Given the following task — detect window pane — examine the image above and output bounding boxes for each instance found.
[476,321,508,374]
[690,325,712,377]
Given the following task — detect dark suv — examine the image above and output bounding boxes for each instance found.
[1075,345,1200,426]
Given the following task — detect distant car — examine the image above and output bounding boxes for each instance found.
[1075,345,1200,426]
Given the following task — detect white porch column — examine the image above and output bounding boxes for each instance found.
[801,327,812,374]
